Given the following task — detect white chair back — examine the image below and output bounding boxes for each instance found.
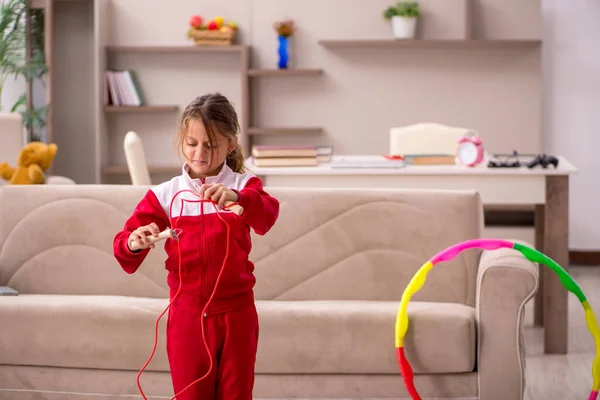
[124,131,152,185]
[389,122,469,156]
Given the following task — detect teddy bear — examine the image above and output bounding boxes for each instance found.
[0,141,58,185]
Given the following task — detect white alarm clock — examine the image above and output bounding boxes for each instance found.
[456,130,484,167]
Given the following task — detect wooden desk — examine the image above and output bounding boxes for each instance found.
[246,156,578,354]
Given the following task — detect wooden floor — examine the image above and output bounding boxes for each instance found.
[523,265,600,399]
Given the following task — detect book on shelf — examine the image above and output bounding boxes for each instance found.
[105,69,146,107]
[251,145,333,167]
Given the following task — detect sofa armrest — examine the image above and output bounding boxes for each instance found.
[476,242,538,400]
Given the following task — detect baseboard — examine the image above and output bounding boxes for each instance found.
[569,251,600,266]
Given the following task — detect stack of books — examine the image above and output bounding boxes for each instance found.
[250,145,333,167]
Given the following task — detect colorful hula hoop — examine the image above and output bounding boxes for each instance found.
[395,239,600,400]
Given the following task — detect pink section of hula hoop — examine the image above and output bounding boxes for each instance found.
[430,239,514,265]
[589,391,598,400]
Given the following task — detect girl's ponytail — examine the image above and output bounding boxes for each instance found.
[226,143,246,173]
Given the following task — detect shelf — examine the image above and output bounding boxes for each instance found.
[247,68,323,77]
[318,39,542,49]
[248,127,323,135]
[104,105,179,113]
[106,45,248,53]
[102,165,180,175]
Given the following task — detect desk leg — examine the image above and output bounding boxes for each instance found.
[534,204,545,326]
[543,175,569,354]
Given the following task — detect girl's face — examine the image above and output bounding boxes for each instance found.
[183,119,236,179]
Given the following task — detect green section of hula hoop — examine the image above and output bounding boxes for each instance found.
[514,242,587,303]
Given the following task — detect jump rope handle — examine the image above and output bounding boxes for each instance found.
[128,200,243,251]
[223,201,244,216]
[129,228,176,251]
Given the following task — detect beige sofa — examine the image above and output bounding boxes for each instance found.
[0,184,538,400]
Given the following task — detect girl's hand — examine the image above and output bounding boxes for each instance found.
[128,222,160,251]
[199,183,239,208]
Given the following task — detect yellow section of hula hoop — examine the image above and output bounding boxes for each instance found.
[583,301,600,391]
[395,261,434,348]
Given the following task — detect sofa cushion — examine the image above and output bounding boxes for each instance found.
[256,300,476,374]
[0,294,171,372]
[0,295,475,375]
[250,188,482,308]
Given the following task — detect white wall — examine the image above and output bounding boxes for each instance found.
[1,77,27,150]
[1,68,47,144]
[542,0,600,250]
[247,0,541,155]
[1,77,25,114]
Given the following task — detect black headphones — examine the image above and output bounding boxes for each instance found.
[487,151,559,169]
[487,151,521,168]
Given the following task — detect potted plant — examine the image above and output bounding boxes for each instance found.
[1,0,48,142]
[0,0,26,112]
[383,1,420,39]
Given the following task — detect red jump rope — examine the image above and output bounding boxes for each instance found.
[129,189,243,400]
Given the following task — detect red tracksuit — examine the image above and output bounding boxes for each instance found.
[113,163,280,400]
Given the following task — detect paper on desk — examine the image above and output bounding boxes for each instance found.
[329,156,405,169]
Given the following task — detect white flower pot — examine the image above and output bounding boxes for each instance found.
[392,16,417,39]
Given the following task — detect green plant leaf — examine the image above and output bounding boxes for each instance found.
[10,93,26,113]
[383,6,398,20]
[383,1,420,19]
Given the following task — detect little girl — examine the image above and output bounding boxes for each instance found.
[113,93,280,400]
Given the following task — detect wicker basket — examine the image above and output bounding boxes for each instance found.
[188,29,236,46]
